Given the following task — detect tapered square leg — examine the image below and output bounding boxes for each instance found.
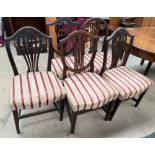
[13,110,20,134]
[109,99,121,121]
[70,112,77,134]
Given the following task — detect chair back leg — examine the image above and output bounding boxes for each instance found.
[109,99,121,121]
[135,89,148,107]
[13,110,20,134]
[105,100,116,121]
[60,99,65,121]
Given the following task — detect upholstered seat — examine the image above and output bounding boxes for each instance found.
[102,66,153,100]
[84,52,122,74]
[51,52,122,79]
[51,55,75,79]
[10,71,66,110]
[51,54,92,79]
[64,72,119,112]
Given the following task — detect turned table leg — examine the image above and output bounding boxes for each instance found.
[140,59,145,65]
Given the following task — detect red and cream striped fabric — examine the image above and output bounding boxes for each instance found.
[64,72,119,112]
[10,71,66,110]
[84,52,123,74]
[51,55,90,80]
[102,66,153,100]
[51,56,75,80]
[51,51,122,80]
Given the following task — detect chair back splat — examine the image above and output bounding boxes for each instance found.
[46,18,80,54]
[5,26,54,75]
[59,30,99,79]
[83,17,109,37]
[107,27,134,69]
[82,18,109,74]
[83,18,109,53]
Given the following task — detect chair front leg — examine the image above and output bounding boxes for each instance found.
[109,99,121,121]
[13,110,20,134]
[135,89,148,107]
[70,111,78,134]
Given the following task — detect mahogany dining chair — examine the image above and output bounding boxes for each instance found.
[46,17,80,53]
[5,26,66,133]
[101,27,153,121]
[59,30,119,133]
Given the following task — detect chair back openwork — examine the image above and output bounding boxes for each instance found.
[83,18,109,53]
[46,18,80,54]
[5,26,54,76]
[83,17,109,36]
[60,30,99,79]
[106,27,134,69]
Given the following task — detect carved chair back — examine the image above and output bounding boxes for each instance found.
[83,18,109,53]
[46,18,80,54]
[5,26,54,76]
[105,27,134,69]
[60,30,99,79]
[83,17,109,36]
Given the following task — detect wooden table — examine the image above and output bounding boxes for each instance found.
[127,27,155,75]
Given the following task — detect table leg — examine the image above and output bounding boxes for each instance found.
[140,59,145,65]
[144,61,153,76]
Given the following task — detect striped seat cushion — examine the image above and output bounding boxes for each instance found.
[84,52,123,74]
[51,56,75,80]
[51,55,91,80]
[10,71,66,110]
[51,52,122,80]
[64,72,119,112]
[102,66,153,100]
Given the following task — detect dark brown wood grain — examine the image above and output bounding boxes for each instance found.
[5,26,54,75]
[59,30,98,79]
[106,27,134,69]
[46,18,80,55]
[83,17,109,36]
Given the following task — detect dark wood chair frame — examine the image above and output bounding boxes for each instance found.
[60,30,118,133]
[83,17,109,54]
[103,28,149,121]
[5,26,65,134]
[82,18,109,75]
[46,17,80,54]
[83,17,109,37]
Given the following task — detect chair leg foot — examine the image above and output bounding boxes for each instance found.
[135,90,147,107]
[70,112,77,134]
[104,115,109,121]
[109,99,121,121]
[60,100,65,121]
[13,110,20,134]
